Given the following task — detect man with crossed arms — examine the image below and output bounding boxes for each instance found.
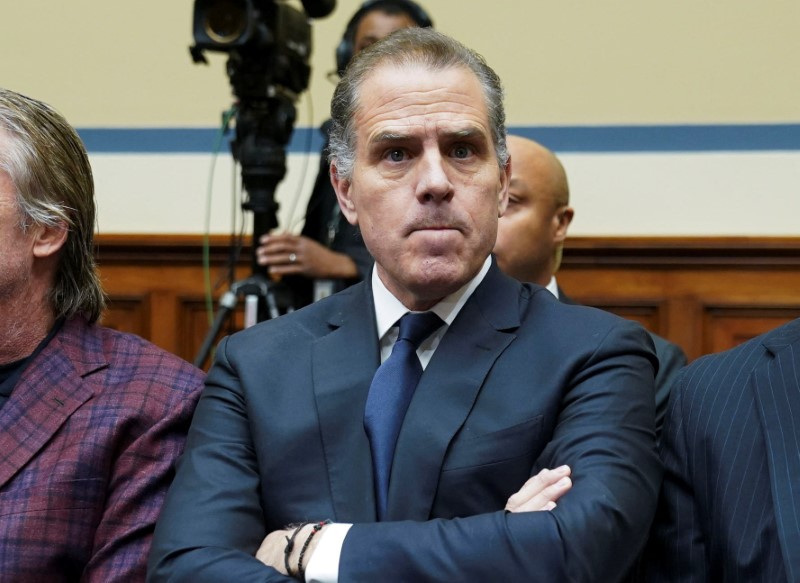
[149,28,661,582]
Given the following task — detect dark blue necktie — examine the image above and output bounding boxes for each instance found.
[364,311,444,520]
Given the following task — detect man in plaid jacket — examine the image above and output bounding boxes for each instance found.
[0,88,204,582]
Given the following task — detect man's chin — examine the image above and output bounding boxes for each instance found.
[408,259,477,297]
[377,253,485,308]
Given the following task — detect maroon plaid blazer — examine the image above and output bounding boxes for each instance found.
[0,317,204,582]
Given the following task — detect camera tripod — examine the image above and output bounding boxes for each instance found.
[193,272,293,369]
[193,95,298,369]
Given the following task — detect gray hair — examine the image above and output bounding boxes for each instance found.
[329,27,508,179]
[0,88,105,323]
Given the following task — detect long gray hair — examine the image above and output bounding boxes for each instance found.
[0,88,105,323]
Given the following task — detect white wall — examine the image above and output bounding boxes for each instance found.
[4,0,799,235]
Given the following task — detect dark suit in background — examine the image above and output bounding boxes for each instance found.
[149,264,662,582]
[642,318,800,581]
[0,317,204,582]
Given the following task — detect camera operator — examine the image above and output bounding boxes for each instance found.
[256,0,434,308]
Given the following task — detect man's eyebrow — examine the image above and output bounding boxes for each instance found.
[368,132,413,146]
[369,127,488,146]
[443,127,487,141]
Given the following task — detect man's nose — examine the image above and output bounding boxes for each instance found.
[415,150,453,203]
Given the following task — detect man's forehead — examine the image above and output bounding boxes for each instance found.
[354,63,490,140]
[359,63,483,107]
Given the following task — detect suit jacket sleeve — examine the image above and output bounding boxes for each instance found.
[84,369,204,582]
[147,336,294,583]
[650,335,688,439]
[340,318,662,582]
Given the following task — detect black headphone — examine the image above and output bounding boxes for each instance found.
[335,0,434,77]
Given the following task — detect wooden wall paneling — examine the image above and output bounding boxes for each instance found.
[557,238,800,361]
[94,235,800,366]
[670,269,800,359]
[179,295,246,369]
[100,295,150,339]
[663,296,703,361]
[96,235,253,364]
[702,305,800,355]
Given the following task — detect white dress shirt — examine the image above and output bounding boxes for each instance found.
[546,275,559,299]
[304,257,492,582]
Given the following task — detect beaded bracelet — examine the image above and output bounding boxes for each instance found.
[296,519,333,580]
[284,522,310,578]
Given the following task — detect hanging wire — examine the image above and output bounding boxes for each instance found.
[202,105,237,325]
[284,88,316,233]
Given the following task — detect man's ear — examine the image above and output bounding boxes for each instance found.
[32,221,68,259]
[553,206,574,243]
[497,157,511,217]
[330,162,358,226]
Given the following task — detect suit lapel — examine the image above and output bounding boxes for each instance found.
[0,318,104,488]
[387,264,521,520]
[751,320,800,581]
[312,284,381,522]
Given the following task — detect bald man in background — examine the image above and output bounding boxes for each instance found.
[493,135,687,437]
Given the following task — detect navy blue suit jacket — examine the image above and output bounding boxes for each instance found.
[149,263,661,582]
[558,286,687,438]
[643,318,800,581]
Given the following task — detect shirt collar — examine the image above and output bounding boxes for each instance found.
[546,275,559,299]
[372,256,492,340]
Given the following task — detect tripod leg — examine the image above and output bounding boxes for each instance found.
[194,291,237,368]
[244,294,260,328]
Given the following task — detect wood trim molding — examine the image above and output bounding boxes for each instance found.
[95,234,800,267]
[560,236,800,268]
[95,234,254,265]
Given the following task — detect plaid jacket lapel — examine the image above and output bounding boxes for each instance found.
[0,318,105,488]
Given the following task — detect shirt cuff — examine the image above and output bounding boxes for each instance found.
[304,523,352,583]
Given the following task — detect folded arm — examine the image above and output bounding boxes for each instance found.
[337,319,662,582]
[149,320,661,583]
[255,465,573,576]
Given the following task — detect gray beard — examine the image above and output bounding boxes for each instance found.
[0,278,52,364]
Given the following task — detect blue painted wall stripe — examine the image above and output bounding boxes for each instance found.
[513,124,800,152]
[77,124,800,154]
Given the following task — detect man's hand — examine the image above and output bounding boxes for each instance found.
[256,523,329,576]
[505,465,572,512]
[257,233,359,280]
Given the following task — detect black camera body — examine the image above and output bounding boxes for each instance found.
[190,0,335,347]
[192,0,313,98]
[190,0,334,275]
